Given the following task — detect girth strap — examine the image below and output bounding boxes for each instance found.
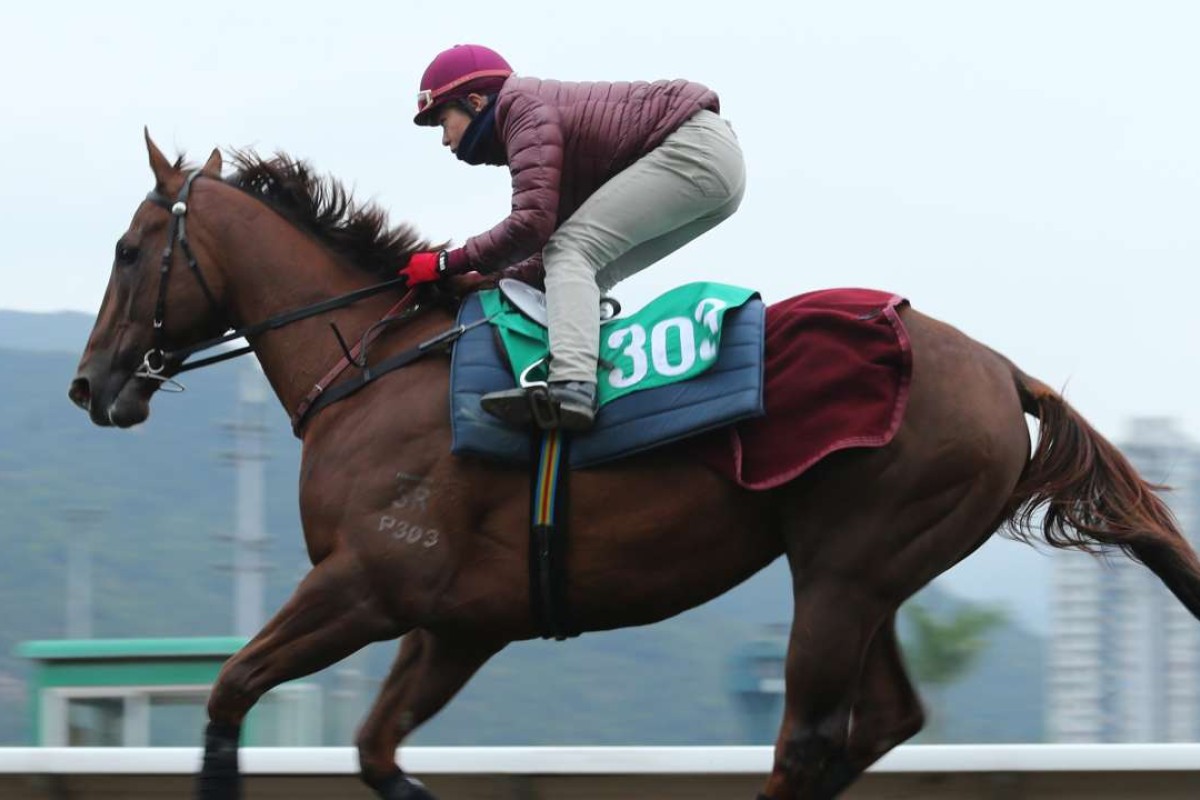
[529,430,577,641]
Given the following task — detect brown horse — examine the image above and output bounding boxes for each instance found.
[69,133,1200,800]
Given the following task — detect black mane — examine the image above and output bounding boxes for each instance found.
[223,151,433,275]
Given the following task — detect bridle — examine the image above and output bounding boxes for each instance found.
[137,169,484,435]
[139,169,227,388]
[139,169,411,384]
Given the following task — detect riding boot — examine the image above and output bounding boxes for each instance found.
[548,380,597,431]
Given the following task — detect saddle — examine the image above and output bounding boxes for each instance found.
[498,278,623,329]
[450,280,768,468]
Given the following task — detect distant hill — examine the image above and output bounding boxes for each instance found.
[0,310,96,353]
[0,310,1046,746]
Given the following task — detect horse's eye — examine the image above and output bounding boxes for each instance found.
[115,242,140,265]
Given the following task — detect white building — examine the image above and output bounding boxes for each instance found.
[1047,418,1200,742]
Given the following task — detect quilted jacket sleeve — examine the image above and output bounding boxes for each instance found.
[461,91,563,272]
[498,252,545,289]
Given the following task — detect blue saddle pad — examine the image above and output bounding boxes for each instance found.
[450,292,766,468]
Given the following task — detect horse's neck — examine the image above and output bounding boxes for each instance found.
[204,192,421,422]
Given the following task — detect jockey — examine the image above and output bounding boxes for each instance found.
[401,44,746,431]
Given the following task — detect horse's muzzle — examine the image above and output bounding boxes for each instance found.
[68,367,152,428]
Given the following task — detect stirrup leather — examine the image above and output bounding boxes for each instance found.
[526,385,560,430]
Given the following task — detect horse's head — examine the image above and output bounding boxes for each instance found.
[68,131,227,427]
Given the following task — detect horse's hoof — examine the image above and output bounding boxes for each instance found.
[194,774,241,800]
[373,770,437,800]
[196,721,241,799]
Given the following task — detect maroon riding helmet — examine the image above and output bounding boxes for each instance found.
[414,44,513,126]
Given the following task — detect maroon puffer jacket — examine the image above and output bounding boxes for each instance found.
[447,76,720,279]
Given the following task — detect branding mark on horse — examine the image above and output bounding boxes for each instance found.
[393,472,431,512]
[378,514,439,549]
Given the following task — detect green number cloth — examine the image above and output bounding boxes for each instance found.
[478,282,758,406]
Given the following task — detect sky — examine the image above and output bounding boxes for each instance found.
[2,1,1198,628]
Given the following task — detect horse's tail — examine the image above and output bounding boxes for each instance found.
[1005,370,1200,620]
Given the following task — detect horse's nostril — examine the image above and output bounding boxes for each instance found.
[69,377,92,411]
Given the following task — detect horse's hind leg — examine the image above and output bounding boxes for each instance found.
[762,443,1026,796]
[196,552,401,800]
[356,629,503,799]
[844,617,924,768]
[762,614,923,800]
[774,615,923,800]
[761,489,1014,800]
[759,575,890,800]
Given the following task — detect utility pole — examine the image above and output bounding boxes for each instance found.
[63,507,105,639]
[217,362,272,637]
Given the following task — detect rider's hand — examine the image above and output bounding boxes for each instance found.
[445,271,500,296]
[398,251,448,286]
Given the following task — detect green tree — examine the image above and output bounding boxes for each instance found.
[902,600,1007,740]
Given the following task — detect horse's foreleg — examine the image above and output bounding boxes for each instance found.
[196,553,401,800]
[357,629,502,799]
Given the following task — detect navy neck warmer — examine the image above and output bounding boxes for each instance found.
[455,97,505,166]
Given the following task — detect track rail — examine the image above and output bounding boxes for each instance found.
[2,744,1200,774]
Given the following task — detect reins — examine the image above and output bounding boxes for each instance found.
[141,169,485,437]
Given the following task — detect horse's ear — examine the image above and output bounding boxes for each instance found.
[201,147,223,178]
[144,127,173,188]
